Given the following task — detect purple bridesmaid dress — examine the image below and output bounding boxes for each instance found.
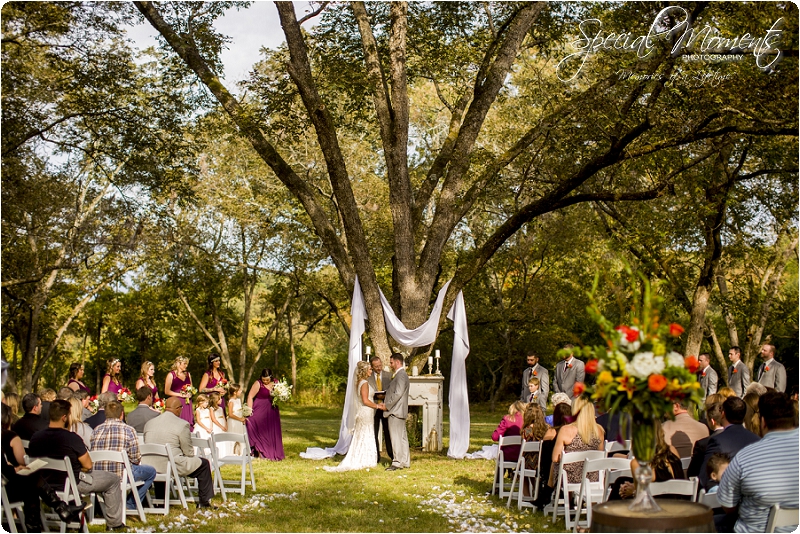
[247,382,284,461]
[68,379,92,396]
[204,372,226,411]
[170,371,194,430]
[105,375,123,395]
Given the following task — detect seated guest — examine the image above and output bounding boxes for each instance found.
[57,387,74,400]
[744,382,767,397]
[687,401,725,479]
[74,389,92,420]
[28,399,124,530]
[609,423,686,500]
[4,392,20,425]
[143,397,217,510]
[662,400,709,458]
[12,393,47,440]
[551,396,604,487]
[127,387,160,433]
[68,397,93,447]
[532,402,572,508]
[38,388,56,422]
[717,391,798,532]
[491,400,525,464]
[704,452,730,494]
[84,391,117,429]
[699,396,760,489]
[742,393,762,437]
[91,401,157,511]
[717,387,737,399]
[545,392,572,426]
[520,403,556,498]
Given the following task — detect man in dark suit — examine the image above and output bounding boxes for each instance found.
[520,351,549,410]
[12,393,48,440]
[687,401,724,479]
[126,387,160,433]
[368,356,393,463]
[699,396,760,488]
[756,344,787,393]
[553,344,585,401]
[727,346,750,397]
[84,391,117,429]
[697,353,718,403]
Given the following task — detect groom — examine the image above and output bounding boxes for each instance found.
[383,353,410,471]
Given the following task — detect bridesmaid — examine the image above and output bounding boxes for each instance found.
[100,358,123,395]
[165,356,195,430]
[135,361,159,400]
[199,354,227,410]
[246,368,284,461]
[67,362,92,395]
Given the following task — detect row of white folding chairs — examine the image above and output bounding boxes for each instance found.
[16,455,90,533]
[191,430,257,497]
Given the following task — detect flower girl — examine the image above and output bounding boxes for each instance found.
[209,392,231,457]
[227,384,247,454]
[194,394,213,441]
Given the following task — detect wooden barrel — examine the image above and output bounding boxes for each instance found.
[591,500,714,532]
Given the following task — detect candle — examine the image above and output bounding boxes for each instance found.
[435,349,440,358]
[366,345,371,355]
[428,356,434,370]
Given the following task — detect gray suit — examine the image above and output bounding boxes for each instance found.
[757,359,787,393]
[383,368,410,468]
[727,360,750,397]
[126,404,160,433]
[554,358,585,400]
[698,366,718,403]
[521,364,549,410]
[143,411,202,476]
[369,370,393,461]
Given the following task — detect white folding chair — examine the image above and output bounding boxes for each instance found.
[604,440,631,455]
[27,456,88,533]
[492,435,522,499]
[138,443,188,514]
[506,440,541,509]
[191,436,227,501]
[680,456,692,476]
[2,477,26,533]
[573,456,631,532]
[550,450,606,529]
[698,489,720,508]
[649,477,698,500]
[212,432,256,495]
[766,504,799,533]
[88,450,146,523]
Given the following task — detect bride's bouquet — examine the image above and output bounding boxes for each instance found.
[271,378,292,408]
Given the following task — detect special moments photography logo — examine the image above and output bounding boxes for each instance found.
[556,6,785,82]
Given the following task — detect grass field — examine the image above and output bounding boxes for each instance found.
[91,404,569,533]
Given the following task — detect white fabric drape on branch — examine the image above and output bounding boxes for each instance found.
[446,290,470,458]
[301,277,470,459]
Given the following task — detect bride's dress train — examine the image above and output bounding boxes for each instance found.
[324,379,378,472]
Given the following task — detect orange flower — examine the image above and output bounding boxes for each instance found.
[669,323,685,337]
[684,355,700,373]
[573,382,585,397]
[585,359,599,374]
[648,374,668,392]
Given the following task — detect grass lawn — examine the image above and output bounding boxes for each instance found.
[94,404,569,533]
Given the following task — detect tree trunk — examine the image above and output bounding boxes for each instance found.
[288,311,297,390]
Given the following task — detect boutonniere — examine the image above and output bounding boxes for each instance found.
[532,370,538,376]
[701,372,706,377]
[732,368,738,374]
[765,366,770,372]
[567,363,573,369]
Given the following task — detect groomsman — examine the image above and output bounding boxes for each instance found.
[697,353,718,403]
[727,346,750,397]
[520,351,548,410]
[756,344,787,393]
[553,344,585,401]
[369,356,393,463]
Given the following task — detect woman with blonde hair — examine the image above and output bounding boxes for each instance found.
[135,361,159,400]
[324,361,383,472]
[742,392,762,437]
[717,386,737,398]
[4,392,20,425]
[101,358,123,395]
[68,397,92,447]
[491,400,526,464]
[165,356,194,429]
[551,396,605,484]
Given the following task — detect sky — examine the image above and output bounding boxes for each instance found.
[126,2,314,90]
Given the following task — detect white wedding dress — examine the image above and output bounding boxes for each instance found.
[324,379,378,472]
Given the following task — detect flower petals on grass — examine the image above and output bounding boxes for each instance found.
[416,490,521,532]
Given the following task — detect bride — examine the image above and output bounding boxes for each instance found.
[324,361,385,472]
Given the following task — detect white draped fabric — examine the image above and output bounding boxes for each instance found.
[446,290,470,459]
[301,277,470,459]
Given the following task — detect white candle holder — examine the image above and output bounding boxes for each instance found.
[435,354,442,375]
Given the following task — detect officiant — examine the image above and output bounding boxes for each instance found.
[369,355,393,463]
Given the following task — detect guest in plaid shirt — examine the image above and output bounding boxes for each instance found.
[90,401,157,511]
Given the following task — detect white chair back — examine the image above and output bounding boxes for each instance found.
[551,449,606,529]
[212,432,256,495]
[766,504,799,533]
[191,436,227,501]
[492,435,522,499]
[506,440,542,509]
[649,477,698,500]
[573,456,632,531]
[1,477,25,533]
[26,456,88,532]
[88,449,146,523]
[139,443,188,514]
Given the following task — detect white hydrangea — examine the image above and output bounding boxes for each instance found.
[626,351,665,379]
[665,351,685,368]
